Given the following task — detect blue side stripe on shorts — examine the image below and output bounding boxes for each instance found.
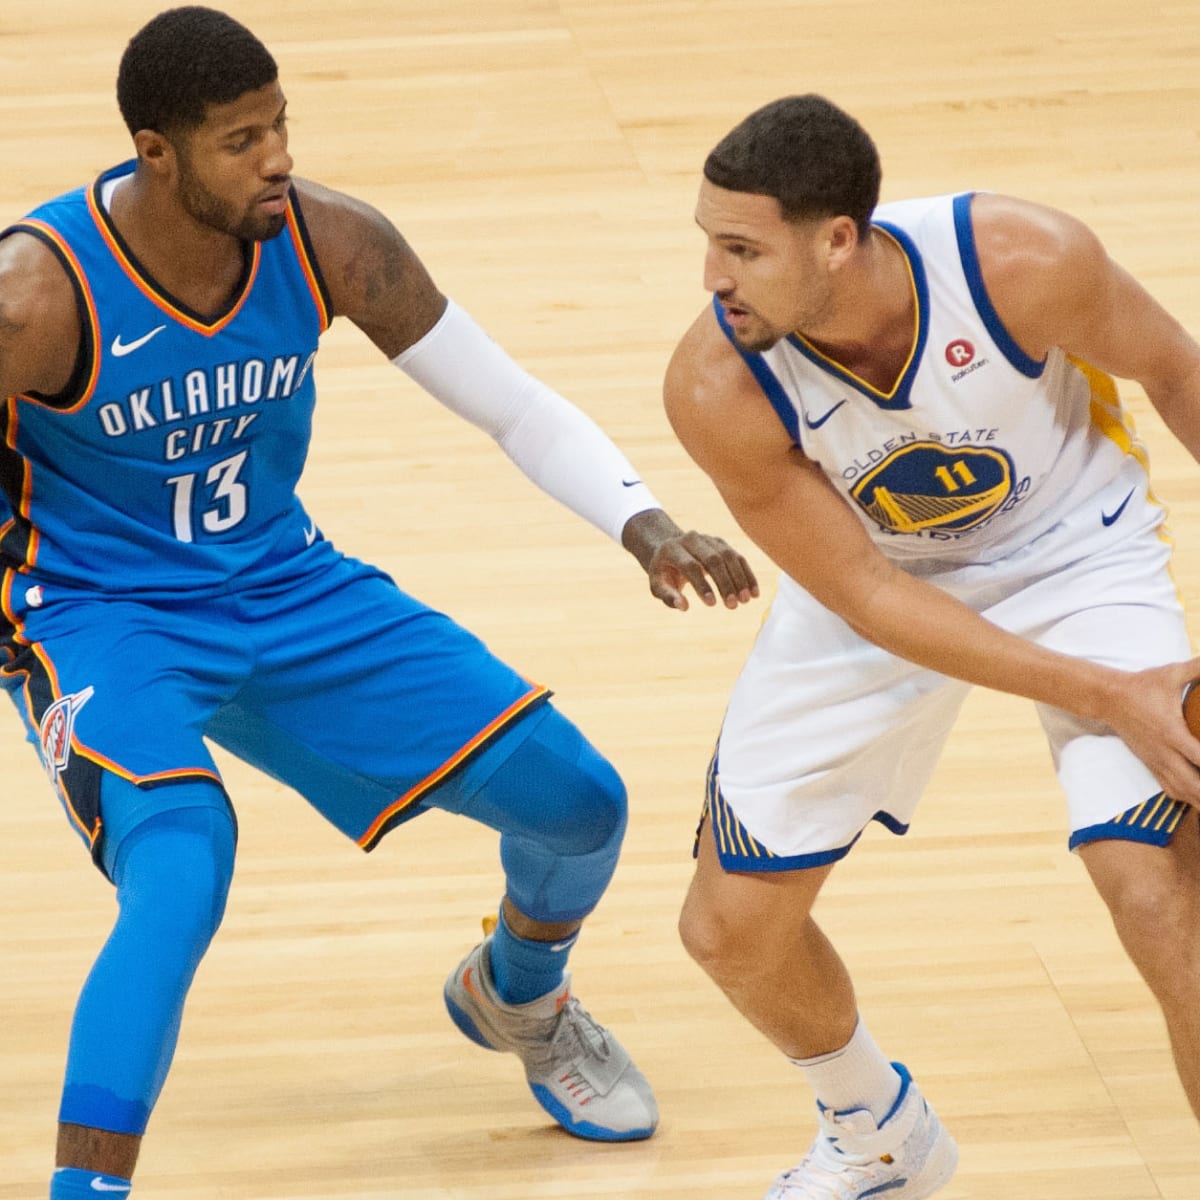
[1069,791,1191,850]
[695,748,911,872]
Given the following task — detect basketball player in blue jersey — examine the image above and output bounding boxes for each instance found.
[0,8,760,1197]
[666,95,1200,1199]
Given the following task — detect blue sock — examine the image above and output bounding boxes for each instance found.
[488,909,579,1004]
[51,1167,132,1197]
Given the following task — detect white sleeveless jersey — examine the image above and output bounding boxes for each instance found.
[715,192,1146,569]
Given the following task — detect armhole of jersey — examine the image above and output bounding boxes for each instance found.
[710,295,801,445]
[3,222,97,411]
[285,188,334,333]
[952,193,1045,380]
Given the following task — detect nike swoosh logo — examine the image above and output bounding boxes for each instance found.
[1101,487,1136,527]
[304,519,318,546]
[90,1180,132,1194]
[851,1176,907,1194]
[802,399,847,430]
[462,965,487,1006]
[110,325,166,357]
[621,479,642,488]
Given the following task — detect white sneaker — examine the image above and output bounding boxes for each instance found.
[443,937,658,1142]
[766,1065,957,1199]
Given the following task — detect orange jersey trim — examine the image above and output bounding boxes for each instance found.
[11,219,101,413]
[2,400,40,569]
[85,185,260,335]
[78,749,224,790]
[285,200,330,333]
[357,684,552,849]
[60,785,100,847]
[0,568,21,663]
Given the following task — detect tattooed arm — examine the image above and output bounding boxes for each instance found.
[291,178,446,356]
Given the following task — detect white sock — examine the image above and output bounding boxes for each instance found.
[788,1018,901,1122]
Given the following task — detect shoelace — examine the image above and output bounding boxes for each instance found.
[543,1000,618,1103]
[551,997,614,1063]
[501,994,612,1066]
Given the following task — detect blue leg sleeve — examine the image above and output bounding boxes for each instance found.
[440,705,628,924]
[59,788,235,1135]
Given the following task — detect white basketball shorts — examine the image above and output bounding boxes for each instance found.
[707,466,1193,871]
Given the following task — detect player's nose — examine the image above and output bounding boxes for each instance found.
[263,132,293,180]
[702,245,733,294]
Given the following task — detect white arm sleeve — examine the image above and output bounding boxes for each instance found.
[391,299,660,542]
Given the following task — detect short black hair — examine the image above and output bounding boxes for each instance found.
[116,6,278,136]
[704,95,881,238]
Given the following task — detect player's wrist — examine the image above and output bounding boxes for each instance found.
[1070,662,1127,724]
[621,508,683,572]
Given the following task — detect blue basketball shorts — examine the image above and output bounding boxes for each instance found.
[1,542,549,871]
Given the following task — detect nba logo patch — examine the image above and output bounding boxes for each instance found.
[39,686,94,785]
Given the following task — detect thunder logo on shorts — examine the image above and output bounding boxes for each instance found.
[39,684,93,786]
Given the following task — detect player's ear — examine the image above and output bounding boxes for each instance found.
[825,215,858,270]
[132,128,176,176]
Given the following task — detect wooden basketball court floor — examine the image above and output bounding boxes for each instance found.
[3,2,1200,1196]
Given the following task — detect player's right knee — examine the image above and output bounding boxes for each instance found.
[678,887,722,973]
[678,862,766,979]
[678,899,773,987]
[109,801,237,955]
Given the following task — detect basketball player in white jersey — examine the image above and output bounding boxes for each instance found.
[666,93,1200,1199]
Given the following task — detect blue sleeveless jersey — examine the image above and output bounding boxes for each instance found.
[0,160,332,596]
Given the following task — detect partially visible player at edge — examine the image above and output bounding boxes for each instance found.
[0,8,759,1196]
[665,93,1200,1200]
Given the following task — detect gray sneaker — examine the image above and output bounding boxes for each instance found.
[443,937,658,1141]
[765,1064,958,1199]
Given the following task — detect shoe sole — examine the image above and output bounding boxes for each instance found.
[530,1083,656,1142]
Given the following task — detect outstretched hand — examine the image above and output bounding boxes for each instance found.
[622,509,759,611]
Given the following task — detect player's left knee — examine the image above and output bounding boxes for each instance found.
[478,705,628,856]
[558,737,627,856]
[112,805,237,961]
